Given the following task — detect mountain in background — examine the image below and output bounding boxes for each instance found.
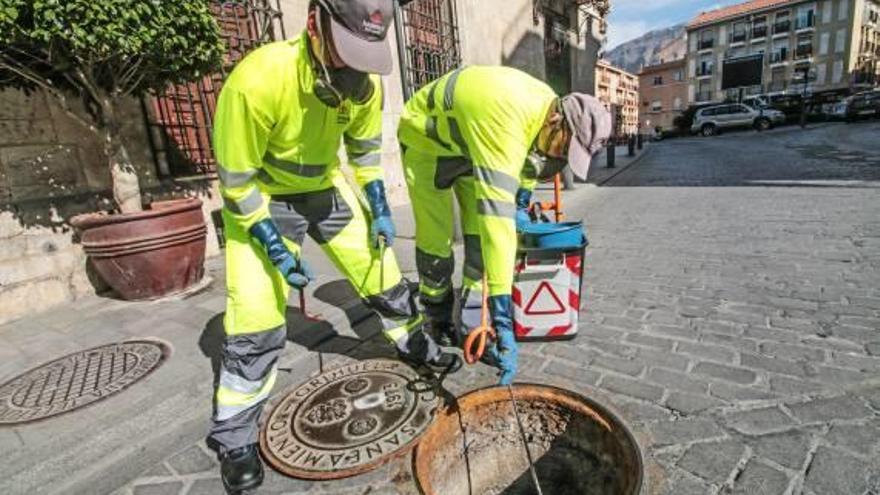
[604,24,688,75]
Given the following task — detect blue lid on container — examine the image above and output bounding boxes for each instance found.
[519,221,585,249]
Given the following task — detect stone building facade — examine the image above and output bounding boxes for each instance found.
[595,60,640,136]
[0,0,606,324]
[638,59,688,132]
[686,0,880,105]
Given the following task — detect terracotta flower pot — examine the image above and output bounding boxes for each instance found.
[71,197,207,300]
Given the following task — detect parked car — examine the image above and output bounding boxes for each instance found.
[691,103,786,137]
[742,95,769,109]
[845,89,880,122]
[829,97,851,120]
[674,103,716,135]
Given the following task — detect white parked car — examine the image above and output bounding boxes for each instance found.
[691,103,786,137]
[742,95,769,109]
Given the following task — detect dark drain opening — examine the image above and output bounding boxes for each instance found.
[414,384,643,495]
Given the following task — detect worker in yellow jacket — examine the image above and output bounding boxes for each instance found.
[398,66,611,386]
[209,1,458,492]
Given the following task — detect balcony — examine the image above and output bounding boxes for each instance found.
[795,16,815,31]
[695,91,713,102]
[770,51,788,63]
[773,21,791,35]
[698,39,715,50]
[696,66,714,77]
[752,25,768,39]
[794,45,813,60]
[729,32,748,44]
[853,69,878,85]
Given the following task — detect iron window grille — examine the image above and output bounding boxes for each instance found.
[395,0,462,100]
[774,20,791,34]
[729,22,748,44]
[146,0,285,177]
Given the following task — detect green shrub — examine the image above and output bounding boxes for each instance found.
[0,0,224,212]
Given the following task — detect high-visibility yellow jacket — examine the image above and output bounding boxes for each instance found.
[212,32,385,231]
[398,66,557,295]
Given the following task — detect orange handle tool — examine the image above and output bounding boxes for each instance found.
[463,275,495,365]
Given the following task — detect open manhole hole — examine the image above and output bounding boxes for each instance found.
[260,358,439,480]
[0,340,169,425]
[414,384,643,495]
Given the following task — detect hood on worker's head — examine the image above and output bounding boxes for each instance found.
[318,0,394,75]
[560,93,612,180]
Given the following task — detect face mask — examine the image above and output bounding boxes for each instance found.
[312,8,375,107]
[529,151,568,181]
[328,66,374,104]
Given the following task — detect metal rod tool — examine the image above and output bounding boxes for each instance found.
[508,384,544,495]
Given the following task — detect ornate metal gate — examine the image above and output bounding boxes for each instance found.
[147,0,285,177]
[394,0,462,100]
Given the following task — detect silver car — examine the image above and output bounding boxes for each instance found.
[691,103,786,137]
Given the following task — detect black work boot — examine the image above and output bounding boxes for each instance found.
[423,292,457,347]
[221,444,263,494]
[426,320,458,347]
[398,330,463,374]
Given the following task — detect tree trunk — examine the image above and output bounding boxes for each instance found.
[106,130,142,214]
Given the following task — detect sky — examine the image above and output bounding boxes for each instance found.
[605,0,734,50]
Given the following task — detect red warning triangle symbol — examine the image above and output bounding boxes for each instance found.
[524,281,566,315]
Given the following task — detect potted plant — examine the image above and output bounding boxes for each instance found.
[0,0,225,300]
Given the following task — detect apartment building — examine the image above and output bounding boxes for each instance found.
[686,0,880,105]
[638,59,688,132]
[596,60,640,135]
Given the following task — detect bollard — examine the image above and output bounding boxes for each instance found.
[637,133,643,150]
[627,134,635,157]
[606,140,616,168]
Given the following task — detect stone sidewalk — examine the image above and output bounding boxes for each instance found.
[588,142,654,186]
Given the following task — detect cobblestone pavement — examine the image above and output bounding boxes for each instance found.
[120,122,880,495]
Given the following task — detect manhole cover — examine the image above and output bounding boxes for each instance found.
[260,359,439,480]
[0,340,169,425]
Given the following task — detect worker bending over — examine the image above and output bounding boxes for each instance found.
[398,66,611,385]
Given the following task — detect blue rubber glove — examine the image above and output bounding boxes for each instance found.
[515,188,532,230]
[488,294,518,385]
[249,219,314,289]
[364,179,396,247]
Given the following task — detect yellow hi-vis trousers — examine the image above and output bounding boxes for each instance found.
[403,147,487,339]
[209,178,426,452]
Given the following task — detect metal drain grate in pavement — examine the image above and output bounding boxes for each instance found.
[0,340,169,425]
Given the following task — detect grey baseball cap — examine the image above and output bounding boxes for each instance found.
[560,93,612,180]
[317,0,394,75]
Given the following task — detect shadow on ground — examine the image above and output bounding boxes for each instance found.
[196,278,403,390]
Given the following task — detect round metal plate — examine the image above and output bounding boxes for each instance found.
[260,359,439,480]
[0,340,169,425]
